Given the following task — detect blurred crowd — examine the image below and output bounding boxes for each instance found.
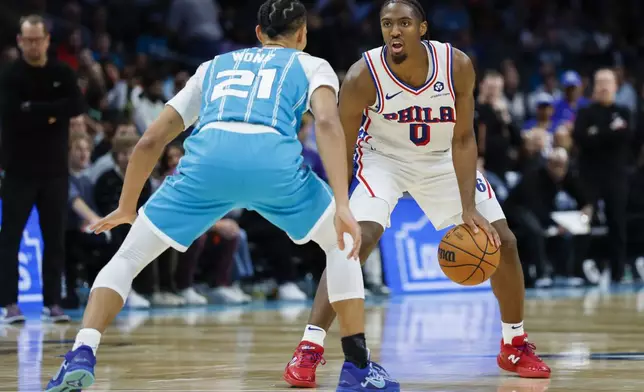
[1,0,644,320]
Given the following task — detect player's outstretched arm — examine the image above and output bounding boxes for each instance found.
[338,58,377,183]
[310,82,361,258]
[451,48,500,246]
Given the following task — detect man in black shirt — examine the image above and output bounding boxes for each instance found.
[0,15,84,323]
[573,69,631,283]
[505,148,592,287]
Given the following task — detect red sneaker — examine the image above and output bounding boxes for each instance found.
[497,334,551,378]
[283,341,326,388]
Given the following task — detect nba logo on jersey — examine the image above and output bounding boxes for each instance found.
[379,198,492,294]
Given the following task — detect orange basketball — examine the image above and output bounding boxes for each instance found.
[438,224,500,285]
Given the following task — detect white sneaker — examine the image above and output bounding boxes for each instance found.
[583,259,601,284]
[151,292,187,307]
[126,291,151,309]
[231,283,252,303]
[277,282,308,301]
[566,277,585,287]
[534,277,553,288]
[179,287,208,305]
[635,257,644,281]
[209,286,246,304]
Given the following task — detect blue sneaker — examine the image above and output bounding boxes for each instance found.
[45,345,96,391]
[336,360,400,391]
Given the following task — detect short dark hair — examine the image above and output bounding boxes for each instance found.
[381,0,427,22]
[380,0,428,39]
[257,0,307,39]
[19,15,48,35]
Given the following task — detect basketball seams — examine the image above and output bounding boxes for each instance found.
[439,240,498,269]
[461,224,500,255]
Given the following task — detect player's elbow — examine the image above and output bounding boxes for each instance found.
[314,116,342,136]
[136,134,164,153]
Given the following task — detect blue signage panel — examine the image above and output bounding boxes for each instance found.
[379,197,492,294]
[0,200,44,308]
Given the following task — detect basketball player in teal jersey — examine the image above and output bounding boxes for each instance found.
[284,0,551,387]
[45,0,399,391]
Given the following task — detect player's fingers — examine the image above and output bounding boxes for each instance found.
[465,218,479,234]
[349,230,361,260]
[92,222,110,234]
[337,230,345,251]
[482,222,499,248]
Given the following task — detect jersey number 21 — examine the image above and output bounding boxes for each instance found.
[210,69,277,101]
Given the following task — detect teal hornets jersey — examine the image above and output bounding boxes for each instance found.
[190,47,337,138]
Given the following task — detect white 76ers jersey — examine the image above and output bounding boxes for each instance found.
[358,40,456,163]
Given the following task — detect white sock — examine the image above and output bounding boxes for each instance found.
[502,321,525,345]
[73,328,102,355]
[301,324,326,347]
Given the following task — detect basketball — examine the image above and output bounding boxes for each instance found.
[438,224,501,285]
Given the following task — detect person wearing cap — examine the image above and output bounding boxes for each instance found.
[573,68,632,283]
[552,70,590,124]
[523,92,560,134]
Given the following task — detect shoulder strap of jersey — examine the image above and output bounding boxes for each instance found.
[443,42,456,101]
[362,46,386,114]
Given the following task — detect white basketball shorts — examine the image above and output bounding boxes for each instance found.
[350,148,505,230]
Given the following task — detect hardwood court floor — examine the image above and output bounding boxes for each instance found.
[2,285,644,391]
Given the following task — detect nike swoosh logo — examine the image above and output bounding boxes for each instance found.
[385,91,402,100]
[307,326,324,331]
[511,325,523,329]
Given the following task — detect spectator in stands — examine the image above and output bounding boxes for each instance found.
[88,120,138,183]
[239,210,309,300]
[1,46,19,64]
[552,71,589,125]
[505,148,592,288]
[475,71,521,179]
[66,131,111,308]
[528,67,562,116]
[573,68,632,283]
[0,15,85,324]
[614,65,637,116]
[131,73,165,134]
[522,92,558,135]
[501,59,526,125]
[167,0,222,61]
[94,134,155,307]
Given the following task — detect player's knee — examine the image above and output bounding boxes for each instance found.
[325,233,366,303]
[91,255,139,302]
[359,221,384,264]
[495,221,518,252]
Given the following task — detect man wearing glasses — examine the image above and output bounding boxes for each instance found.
[0,15,85,323]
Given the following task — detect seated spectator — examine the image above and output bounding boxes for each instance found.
[66,132,105,308]
[505,148,592,288]
[131,73,165,134]
[87,120,138,183]
[239,210,309,300]
[522,92,559,135]
[94,134,158,308]
[552,71,589,124]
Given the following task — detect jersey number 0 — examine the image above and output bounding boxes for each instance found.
[210,69,277,101]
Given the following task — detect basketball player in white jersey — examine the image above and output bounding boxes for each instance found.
[284,0,551,387]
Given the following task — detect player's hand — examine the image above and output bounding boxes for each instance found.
[89,207,136,234]
[462,208,501,249]
[334,205,362,261]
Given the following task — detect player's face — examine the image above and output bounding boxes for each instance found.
[380,3,427,65]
